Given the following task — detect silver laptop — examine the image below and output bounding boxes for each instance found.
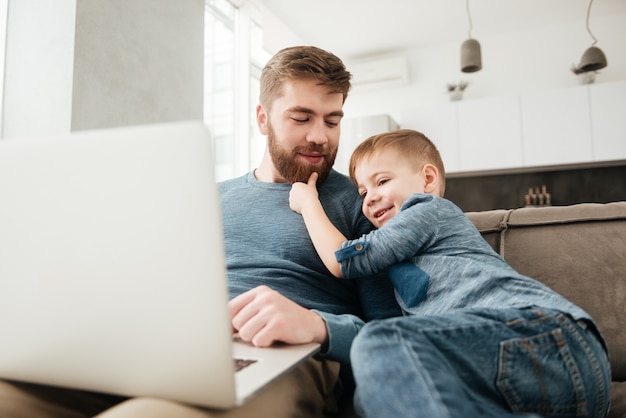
[0,121,319,409]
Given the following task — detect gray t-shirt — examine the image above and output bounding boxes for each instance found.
[218,169,402,363]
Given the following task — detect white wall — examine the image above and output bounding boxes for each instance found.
[71,0,204,131]
[2,0,204,139]
[2,1,77,138]
[262,8,626,127]
[343,13,626,126]
[0,0,6,136]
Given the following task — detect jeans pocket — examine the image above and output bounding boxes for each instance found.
[496,328,588,417]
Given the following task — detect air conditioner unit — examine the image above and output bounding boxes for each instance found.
[350,54,409,90]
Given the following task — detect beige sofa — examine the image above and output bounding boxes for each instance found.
[466,201,626,418]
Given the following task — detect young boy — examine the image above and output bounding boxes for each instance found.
[290,129,611,417]
[289,128,447,309]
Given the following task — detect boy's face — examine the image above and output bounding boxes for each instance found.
[354,149,428,228]
[257,78,344,183]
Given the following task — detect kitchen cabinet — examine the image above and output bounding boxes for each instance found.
[400,96,523,173]
[521,86,592,167]
[589,80,626,162]
[395,81,625,175]
[458,95,523,171]
[399,103,459,172]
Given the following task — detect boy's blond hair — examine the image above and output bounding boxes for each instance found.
[348,129,446,195]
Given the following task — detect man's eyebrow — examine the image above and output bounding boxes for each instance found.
[286,106,344,118]
[286,106,314,114]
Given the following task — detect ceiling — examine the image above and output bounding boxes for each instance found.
[260,0,626,60]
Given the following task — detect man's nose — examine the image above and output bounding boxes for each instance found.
[306,121,329,145]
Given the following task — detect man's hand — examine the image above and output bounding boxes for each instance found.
[289,172,319,214]
[228,285,328,347]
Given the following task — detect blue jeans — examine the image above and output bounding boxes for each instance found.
[351,308,611,418]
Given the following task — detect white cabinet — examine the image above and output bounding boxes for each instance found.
[589,80,626,162]
[458,95,523,171]
[336,114,398,175]
[392,81,625,175]
[399,104,459,172]
[400,95,523,173]
[521,86,592,167]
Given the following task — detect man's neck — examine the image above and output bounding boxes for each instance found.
[254,157,288,183]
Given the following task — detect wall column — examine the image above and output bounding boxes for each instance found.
[2,0,204,139]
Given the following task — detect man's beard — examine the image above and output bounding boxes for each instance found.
[267,125,337,184]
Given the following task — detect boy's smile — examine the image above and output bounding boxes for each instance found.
[355,149,427,228]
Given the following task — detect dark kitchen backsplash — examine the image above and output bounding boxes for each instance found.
[445,163,626,212]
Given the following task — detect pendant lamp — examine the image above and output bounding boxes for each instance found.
[460,0,481,73]
[576,0,607,73]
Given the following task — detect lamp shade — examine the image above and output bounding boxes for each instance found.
[579,46,607,72]
[461,38,482,73]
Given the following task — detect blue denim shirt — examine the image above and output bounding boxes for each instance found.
[336,193,591,321]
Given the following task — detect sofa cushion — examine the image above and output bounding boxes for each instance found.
[466,202,626,382]
[609,381,626,418]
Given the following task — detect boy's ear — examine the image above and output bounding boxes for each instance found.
[257,104,269,135]
[422,164,441,196]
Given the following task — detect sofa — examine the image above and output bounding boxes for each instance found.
[465,201,626,418]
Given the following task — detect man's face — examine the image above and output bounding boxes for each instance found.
[259,78,344,183]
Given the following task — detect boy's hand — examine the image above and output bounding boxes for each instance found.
[288,171,346,278]
[289,172,319,214]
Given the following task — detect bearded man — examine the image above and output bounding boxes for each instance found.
[0,45,400,418]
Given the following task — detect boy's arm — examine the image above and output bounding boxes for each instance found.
[289,172,346,278]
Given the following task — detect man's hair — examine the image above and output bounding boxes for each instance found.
[259,46,352,112]
[348,129,447,195]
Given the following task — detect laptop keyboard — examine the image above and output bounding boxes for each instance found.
[234,358,257,372]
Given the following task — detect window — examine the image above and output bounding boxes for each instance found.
[0,0,7,138]
[204,0,270,182]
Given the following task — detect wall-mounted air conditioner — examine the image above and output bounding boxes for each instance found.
[349,54,409,91]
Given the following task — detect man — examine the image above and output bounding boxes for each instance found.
[220,45,401,415]
[0,46,400,417]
